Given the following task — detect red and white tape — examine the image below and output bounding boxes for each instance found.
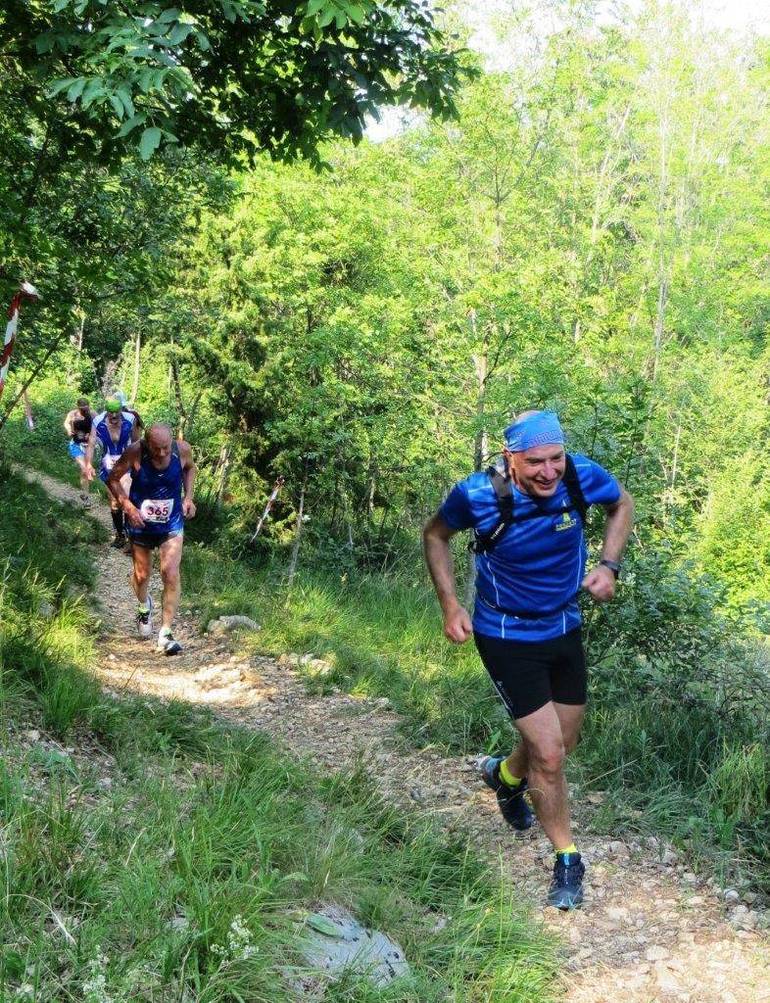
[0,282,40,400]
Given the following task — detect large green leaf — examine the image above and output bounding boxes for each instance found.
[139,126,163,160]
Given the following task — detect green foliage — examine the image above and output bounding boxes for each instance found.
[1,0,466,166]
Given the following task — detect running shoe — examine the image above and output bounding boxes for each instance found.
[136,595,153,639]
[547,852,585,910]
[157,628,182,656]
[480,756,534,831]
[110,534,127,550]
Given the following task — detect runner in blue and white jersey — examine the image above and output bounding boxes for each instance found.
[423,410,634,911]
[84,398,140,548]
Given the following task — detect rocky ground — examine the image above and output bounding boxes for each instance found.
[26,470,770,1002]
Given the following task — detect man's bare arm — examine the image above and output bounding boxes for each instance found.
[179,441,197,517]
[63,411,75,436]
[581,485,635,602]
[180,441,197,499]
[423,514,473,643]
[600,486,635,563]
[106,443,144,528]
[83,426,98,477]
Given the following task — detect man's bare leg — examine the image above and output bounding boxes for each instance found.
[158,535,183,631]
[513,701,577,850]
[503,701,585,780]
[74,457,90,498]
[130,545,152,604]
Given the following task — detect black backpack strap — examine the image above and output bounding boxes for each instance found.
[562,454,589,525]
[472,467,514,554]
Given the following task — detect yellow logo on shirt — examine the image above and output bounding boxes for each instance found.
[554,510,577,532]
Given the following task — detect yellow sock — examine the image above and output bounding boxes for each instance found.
[499,760,522,788]
[556,843,578,857]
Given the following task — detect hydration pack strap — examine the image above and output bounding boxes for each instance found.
[471,454,589,556]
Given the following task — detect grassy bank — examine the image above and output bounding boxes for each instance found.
[0,460,557,1001]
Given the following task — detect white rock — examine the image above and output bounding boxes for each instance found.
[608,840,627,856]
[209,615,260,634]
[299,904,410,987]
[724,889,740,904]
[645,945,670,962]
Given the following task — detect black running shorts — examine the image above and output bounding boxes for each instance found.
[474,628,587,721]
[129,529,183,550]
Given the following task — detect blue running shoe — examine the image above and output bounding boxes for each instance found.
[480,756,534,831]
[547,852,585,910]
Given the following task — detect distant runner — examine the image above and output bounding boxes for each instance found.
[107,424,197,656]
[84,399,140,548]
[63,398,95,506]
[114,391,145,433]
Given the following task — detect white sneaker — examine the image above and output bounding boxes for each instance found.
[157,628,182,656]
[136,595,153,639]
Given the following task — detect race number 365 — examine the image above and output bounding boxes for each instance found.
[140,498,174,523]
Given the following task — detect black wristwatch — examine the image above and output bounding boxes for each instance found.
[599,558,621,579]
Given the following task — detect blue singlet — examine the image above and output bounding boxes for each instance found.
[128,443,184,537]
[94,412,134,482]
[440,454,620,642]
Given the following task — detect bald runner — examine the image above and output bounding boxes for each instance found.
[107,425,197,655]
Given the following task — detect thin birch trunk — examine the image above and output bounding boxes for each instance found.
[130,330,141,405]
[214,442,231,506]
[287,463,309,587]
[465,315,488,609]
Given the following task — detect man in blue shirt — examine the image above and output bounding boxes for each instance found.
[423,410,634,909]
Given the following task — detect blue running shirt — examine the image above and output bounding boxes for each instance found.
[440,454,620,642]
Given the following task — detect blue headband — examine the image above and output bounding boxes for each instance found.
[504,411,565,452]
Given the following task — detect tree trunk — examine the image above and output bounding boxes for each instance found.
[465,314,488,609]
[214,441,231,506]
[287,463,309,587]
[130,330,141,405]
[651,267,668,383]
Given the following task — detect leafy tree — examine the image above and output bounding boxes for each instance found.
[1,0,467,165]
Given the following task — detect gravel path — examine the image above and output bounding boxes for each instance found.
[26,469,770,1002]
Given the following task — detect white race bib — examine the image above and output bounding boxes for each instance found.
[140,498,174,524]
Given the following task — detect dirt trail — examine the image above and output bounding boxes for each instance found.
[28,470,770,1002]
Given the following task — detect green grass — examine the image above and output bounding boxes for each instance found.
[2,381,84,485]
[0,457,557,1001]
